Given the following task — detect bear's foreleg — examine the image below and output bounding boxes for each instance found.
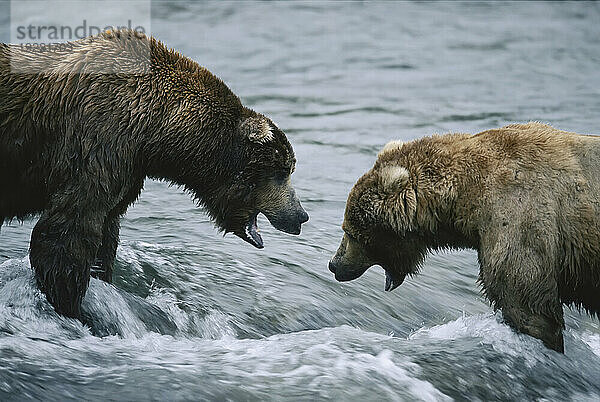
[30,192,108,318]
[90,214,120,283]
[501,302,564,352]
[480,240,565,352]
[89,180,143,284]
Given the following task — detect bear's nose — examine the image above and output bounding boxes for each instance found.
[328,260,337,274]
[298,209,309,224]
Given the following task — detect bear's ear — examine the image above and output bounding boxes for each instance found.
[379,165,410,192]
[378,140,404,158]
[240,117,274,144]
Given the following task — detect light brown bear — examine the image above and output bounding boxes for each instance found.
[329,122,600,353]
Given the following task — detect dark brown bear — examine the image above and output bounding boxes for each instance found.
[329,123,600,353]
[0,30,308,318]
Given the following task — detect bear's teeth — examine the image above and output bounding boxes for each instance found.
[384,271,405,292]
[244,214,264,249]
[385,272,394,292]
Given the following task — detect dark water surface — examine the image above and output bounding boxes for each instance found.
[1,1,599,400]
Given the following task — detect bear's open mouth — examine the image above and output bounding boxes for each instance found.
[240,213,264,249]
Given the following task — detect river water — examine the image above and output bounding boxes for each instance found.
[1,1,599,400]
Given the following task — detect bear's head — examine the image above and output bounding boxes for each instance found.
[208,113,309,249]
[328,139,441,291]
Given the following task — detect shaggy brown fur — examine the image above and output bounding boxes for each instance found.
[0,30,308,318]
[329,122,600,353]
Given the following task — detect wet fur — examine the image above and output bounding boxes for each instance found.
[0,30,297,318]
[341,122,600,352]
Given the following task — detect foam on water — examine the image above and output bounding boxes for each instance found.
[408,313,545,364]
[0,257,89,340]
[1,328,450,400]
[578,331,600,358]
[1,247,599,400]
[0,257,449,400]
[208,326,451,401]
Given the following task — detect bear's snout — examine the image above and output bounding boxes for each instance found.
[263,192,309,235]
[268,210,307,235]
[328,260,337,274]
[329,257,370,282]
[298,209,309,225]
